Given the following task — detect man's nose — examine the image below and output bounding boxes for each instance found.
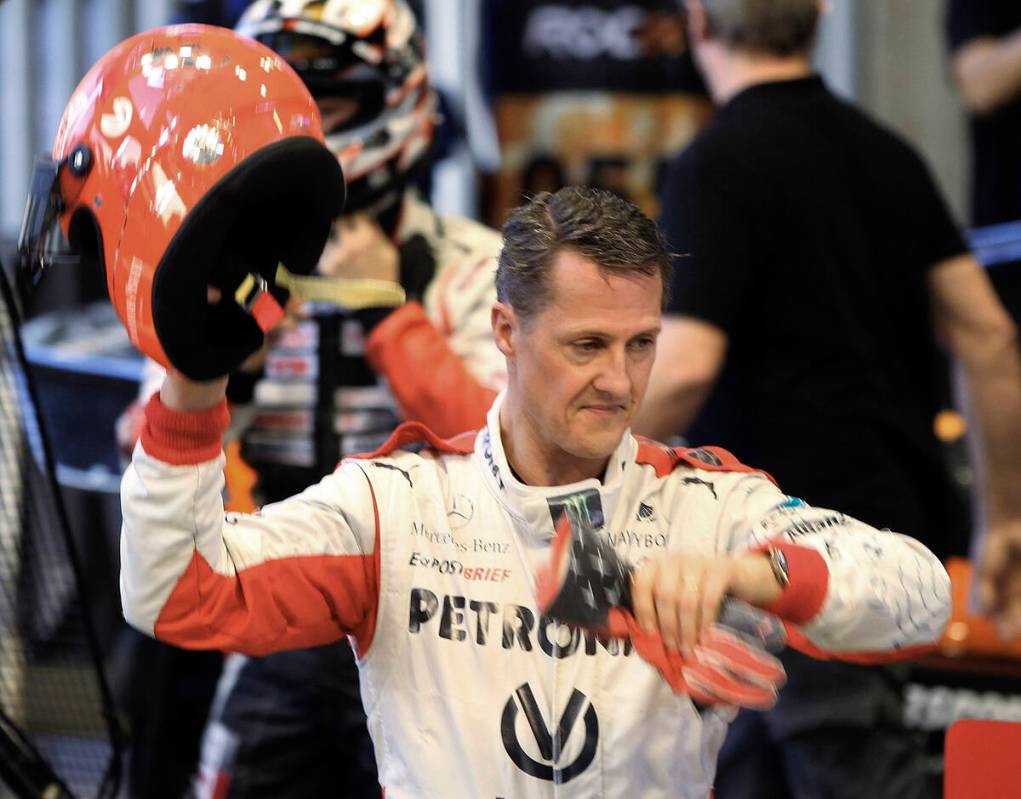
[592,347,631,398]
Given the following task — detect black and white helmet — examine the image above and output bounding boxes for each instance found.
[237,0,436,212]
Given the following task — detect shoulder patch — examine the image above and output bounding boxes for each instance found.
[351,421,477,461]
[634,437,776,485]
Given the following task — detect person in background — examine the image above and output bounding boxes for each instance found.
[637,0,1021,796]
[947,0,1021,227]
[946,0,1021,640]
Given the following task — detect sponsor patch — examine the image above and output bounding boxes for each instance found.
[409,551,512,582]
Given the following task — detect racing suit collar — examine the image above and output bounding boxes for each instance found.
[475,391,636,547]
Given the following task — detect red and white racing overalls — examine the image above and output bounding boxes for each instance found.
[121,394,951,799]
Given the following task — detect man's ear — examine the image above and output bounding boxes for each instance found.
[492,301,517,359]
[685,0,709,44]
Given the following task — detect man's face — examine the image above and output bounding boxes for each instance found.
[316,95,360,135]
[500,249,663,466]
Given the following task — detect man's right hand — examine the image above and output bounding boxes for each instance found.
[158,282,230,410]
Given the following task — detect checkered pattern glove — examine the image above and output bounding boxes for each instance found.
[537,513,787,709]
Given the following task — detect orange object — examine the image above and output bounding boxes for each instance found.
[223,440,258,514]
[365,302,497,437]
[938,557,1021,659]
[21,24,344,380]
[933,409,968,442]
[945,719,1021,798]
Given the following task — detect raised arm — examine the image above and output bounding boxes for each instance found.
[319,209,504,437]
[365,298,500,436]
[120,372,382,656]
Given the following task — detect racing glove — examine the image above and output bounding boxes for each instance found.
[536,512,787,709]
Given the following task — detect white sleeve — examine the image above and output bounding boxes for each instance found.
[718,472,951,655]
[120,448,381,656]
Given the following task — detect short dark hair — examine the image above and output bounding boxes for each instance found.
[704,0,820,57]
[495,186,671,322]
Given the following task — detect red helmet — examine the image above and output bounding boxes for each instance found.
[19,24,345,380]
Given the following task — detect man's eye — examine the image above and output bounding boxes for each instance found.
[575,340,600,352]
[630,337,654,351]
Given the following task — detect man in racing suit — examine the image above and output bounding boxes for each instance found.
[120,187,950,798]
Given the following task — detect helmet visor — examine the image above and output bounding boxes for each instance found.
[17,157,76,296]
[258,32,387,132]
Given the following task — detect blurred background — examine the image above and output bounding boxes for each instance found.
[0,0,968,243]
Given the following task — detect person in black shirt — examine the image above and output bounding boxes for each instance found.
[947,0,1021,226]
[637,0,1021,796]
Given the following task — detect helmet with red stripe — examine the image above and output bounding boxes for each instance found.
[237,0,437,214]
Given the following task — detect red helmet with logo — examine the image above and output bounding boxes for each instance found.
[19,24,345,379]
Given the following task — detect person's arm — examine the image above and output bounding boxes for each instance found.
[120,371,384,656]
[953,30,1021,115]
[365,241,505,435]
[632,469,952,659]
[633,315,727,440]
[929,253,1021,637]
[365,299,500,436]
[327,212,503,436]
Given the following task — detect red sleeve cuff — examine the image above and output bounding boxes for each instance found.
[139,391,230,465]
[763,544,830,625]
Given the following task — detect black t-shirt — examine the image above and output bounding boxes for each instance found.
[947,0,1021,226]
[661,76,969,556]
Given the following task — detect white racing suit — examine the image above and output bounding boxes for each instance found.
[121,393,951,799]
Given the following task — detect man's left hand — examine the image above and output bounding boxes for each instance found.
[631,551,784,658]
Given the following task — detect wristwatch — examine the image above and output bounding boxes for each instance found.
[764,547,790,589]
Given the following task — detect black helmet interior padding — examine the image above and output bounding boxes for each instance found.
[153,136,345,380]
